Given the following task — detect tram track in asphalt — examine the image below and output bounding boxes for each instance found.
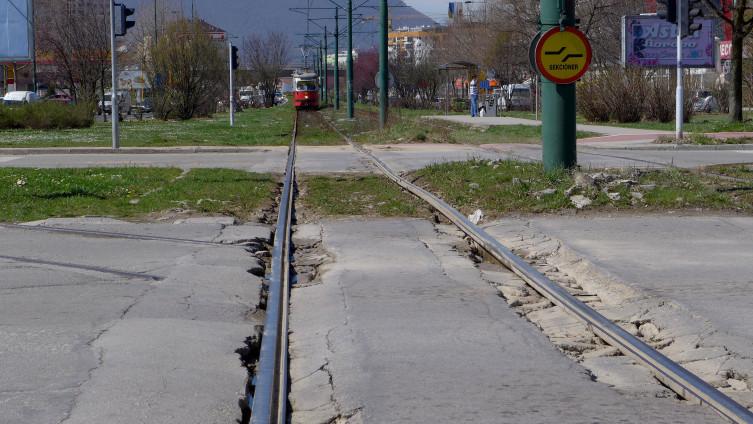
[0,223,241,247]
[316,110,753,423]
[244,111,298,424]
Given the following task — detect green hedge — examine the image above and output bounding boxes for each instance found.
[0,102,94,130]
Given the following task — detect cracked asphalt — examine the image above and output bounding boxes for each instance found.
[0,218,270,424]
[288,218,721,423]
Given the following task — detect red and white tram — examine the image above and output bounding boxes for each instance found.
[293,71,319,110]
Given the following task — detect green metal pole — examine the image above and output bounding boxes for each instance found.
[379,0,388,129]
[334,7,340,111]
[324,27,329,106]
[540,0,577,171]
[319,43,324,102]
[347,0,354,119]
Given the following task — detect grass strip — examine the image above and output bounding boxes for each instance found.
[300,175,429,218]
[0,103,343,148]
[412,159,746,217]
[0,167,276,222]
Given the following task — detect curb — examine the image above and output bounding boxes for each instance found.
[0,146,286,156]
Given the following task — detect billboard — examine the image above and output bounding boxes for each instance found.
[0,0,33,62]
[622,15,716,68]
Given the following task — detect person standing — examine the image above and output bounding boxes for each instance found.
[469,75,478,117]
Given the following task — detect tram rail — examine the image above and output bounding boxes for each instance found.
[321,112,753,424]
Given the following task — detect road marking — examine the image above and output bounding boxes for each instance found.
[0,156,20,163]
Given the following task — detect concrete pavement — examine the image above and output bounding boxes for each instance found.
[0,218,269,424]
[288,218,722,423]
[484,216,753,410]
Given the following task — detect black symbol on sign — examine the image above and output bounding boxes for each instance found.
[545,47,583,62]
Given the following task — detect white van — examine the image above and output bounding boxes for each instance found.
[498,84,532,112]
[2,91,40,106]
[99,91,132,116]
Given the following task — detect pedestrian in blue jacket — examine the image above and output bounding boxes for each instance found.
[469,76,478,118]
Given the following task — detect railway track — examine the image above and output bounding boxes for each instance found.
[246,110,753,423]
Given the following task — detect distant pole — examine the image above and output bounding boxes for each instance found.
[229,41,235,127]
[319,43,324,101]
[334,7,340,111]
[324,27,329,106]
[31,0,37,93]
[379,0,388,129]
[676,0,684,140]
[110,0,120,150]
[154,0,158,43]
[347,0,354,119]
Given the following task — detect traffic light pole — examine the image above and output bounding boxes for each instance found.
[378,0,388,129]
[110,0,120,150]
[324,27,328,106]
[334,8,340,111]
[540,0,576,170]
[229,41,235,127]
[676,0,684,139]
[347,0,354,119]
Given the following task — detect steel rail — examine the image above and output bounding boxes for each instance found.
[250,112,298,424]
[324,116,753,423]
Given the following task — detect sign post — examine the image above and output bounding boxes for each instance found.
[536,0,592,171]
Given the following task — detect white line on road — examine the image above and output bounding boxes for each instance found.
[0,156,20,163]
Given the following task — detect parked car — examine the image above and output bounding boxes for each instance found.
[98,91,131,116]
[693,91,720,113]
[44,93,73,105]
[497,84,532,112]
[2,91,40,106]
[132,98,153,114]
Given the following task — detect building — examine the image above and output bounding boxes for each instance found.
[388,26,439,62]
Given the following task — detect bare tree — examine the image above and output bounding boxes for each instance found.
[389,50,440,109]
[145,19,226,120]
[703,0,753,121]
[244,32,290,108]
[39,4,111,106]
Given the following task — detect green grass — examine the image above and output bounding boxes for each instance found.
[655,133,753,145]
[325,105,593,145]
[0,103,343,148]
[580,112,753,134]
[412,160,744,217]
[300,175,429,217]
[0,167,276,222]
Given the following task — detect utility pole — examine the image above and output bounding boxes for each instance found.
[379,0,388,129]
[347,0,354,119]
[319,42,324,101]
[676,0,684,140]
[110,0,120,150]
[540,0,576,170]
[324,26,329,106]
[229,41,235,127]
[154,0,158,44]
[334,7,340,110]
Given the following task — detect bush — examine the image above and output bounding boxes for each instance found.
[645,74,674,123]
[0,102,94,130]
[578,67,646,123]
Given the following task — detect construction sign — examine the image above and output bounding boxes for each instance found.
[534,27,592,85]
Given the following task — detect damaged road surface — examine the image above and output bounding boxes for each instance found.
[288,218,721,423]
[0,218,270,424]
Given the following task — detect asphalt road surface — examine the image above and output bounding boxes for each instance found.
[0,218,269,424]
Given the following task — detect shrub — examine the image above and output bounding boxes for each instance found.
[577,72,610,122]
[0,102,94,130]
[645,73,675,123]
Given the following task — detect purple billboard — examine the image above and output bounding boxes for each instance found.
[622,15,716,68]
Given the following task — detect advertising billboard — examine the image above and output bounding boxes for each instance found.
[0,0,33,62]
[622,15,716,68]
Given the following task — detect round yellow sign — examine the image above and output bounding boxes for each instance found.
[535,27,592,84]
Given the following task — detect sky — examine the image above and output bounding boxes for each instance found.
[405,0,449,23]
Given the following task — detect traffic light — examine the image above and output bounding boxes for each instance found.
[231,46,239,70]
[682,0,704,38]
[115,3,136,37]
[657,0,677,24]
